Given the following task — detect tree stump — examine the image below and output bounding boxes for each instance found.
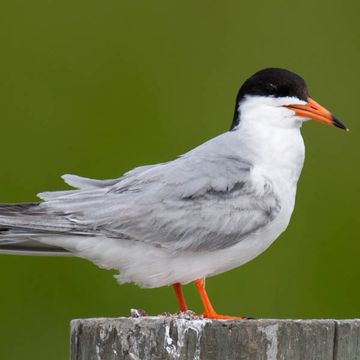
[70,316,360,360]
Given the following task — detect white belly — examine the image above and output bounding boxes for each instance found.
[115,203,293,288]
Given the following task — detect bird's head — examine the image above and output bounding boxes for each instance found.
[230,68,348,131]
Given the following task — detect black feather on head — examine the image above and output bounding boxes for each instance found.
[230,68,308,130]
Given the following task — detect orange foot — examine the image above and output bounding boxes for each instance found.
[194,278,247,320]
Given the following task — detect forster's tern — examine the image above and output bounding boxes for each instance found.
[0,68,347,319]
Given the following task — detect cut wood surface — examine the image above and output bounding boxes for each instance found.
[70,316,360,360]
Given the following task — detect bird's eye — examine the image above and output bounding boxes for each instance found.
[265,83,277,95]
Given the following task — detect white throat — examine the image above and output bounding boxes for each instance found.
[232,95,306,183]
[236,95,307,130]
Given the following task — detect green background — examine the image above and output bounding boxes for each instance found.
[0,1,359,359]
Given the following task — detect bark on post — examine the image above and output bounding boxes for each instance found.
[70,316,360,360]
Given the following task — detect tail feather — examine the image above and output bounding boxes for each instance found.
[0,203,92,235]
[0,239,71,256]
[0,174,115,257]
[0,203,78,256]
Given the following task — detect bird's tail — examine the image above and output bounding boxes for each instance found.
[0,203,72,256]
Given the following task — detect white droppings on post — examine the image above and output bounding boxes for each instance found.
[259,323,279,360]
[95,344,101,360]
[128,335,141,360]
[99,327,107,341]
[164,323,177,357]
[128,354,141,360]
[163,319,211,359]
[175,319,210,360]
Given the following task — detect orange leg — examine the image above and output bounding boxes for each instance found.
[194,278,245,319]
[172,283,188,312]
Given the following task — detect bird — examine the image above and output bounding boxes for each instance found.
[0,68,347,319]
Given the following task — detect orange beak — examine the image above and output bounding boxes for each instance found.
[285,97,348,130]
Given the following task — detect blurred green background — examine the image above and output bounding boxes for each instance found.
[0,0,358,359]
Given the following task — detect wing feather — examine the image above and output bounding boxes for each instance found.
[38,134,281,252]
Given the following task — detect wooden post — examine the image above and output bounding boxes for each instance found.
[70,316,360,360]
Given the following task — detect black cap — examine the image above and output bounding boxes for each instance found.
[231,68,308,130]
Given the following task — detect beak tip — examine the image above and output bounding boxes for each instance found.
[332,115,348,131]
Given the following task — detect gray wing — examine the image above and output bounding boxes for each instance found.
[39,137,281,252]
